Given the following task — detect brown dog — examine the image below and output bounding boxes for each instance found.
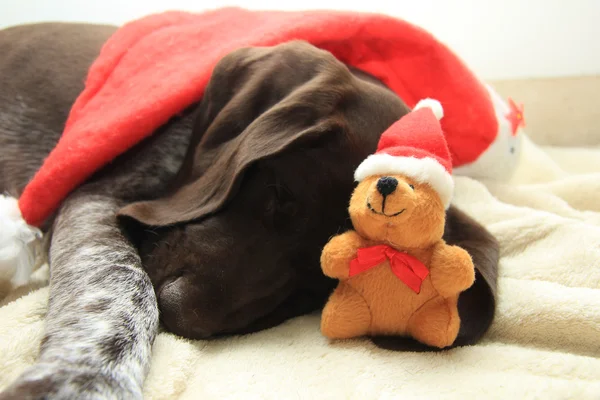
[0,22,499,398]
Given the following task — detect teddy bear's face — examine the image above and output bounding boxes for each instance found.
[348,174,446,249]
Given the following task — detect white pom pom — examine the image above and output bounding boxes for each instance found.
[0,195,42,286]
[414,98,444,120]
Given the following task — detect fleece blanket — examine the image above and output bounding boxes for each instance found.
[1,132,599,398]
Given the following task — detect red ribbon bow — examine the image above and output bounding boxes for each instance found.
[349,245,429,293]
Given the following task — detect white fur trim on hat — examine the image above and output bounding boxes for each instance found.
[414,98,444,120]
[354,154,454,208]
[0,195,42,286]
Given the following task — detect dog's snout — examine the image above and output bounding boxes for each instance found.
[376,177,398,197]
[158,276,224,339]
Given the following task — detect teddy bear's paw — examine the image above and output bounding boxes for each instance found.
[407,297,460,348]
[430,243,476,296]
[448,245,476,290]
[321,284,371,339]
[320,230,365,279]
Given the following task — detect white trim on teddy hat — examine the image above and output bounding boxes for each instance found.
[414,98,444,119]
[353,153,454,209]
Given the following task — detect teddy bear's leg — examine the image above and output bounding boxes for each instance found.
[406,297,460,348]
[321,284,371,339]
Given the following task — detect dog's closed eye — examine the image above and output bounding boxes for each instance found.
[265,183,298,220]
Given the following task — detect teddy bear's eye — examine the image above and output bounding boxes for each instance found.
[409,184,415,190]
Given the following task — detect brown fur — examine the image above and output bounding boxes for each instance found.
[321,174,475,348]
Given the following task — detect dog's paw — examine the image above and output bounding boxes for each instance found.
[0,363,142,400]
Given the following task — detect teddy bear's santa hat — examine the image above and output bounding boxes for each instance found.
[355,99,454,209]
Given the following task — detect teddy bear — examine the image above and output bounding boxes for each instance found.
[320,99,476,348]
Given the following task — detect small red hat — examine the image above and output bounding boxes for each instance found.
[354,99,454,208]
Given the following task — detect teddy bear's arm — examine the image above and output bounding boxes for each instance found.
[320,230,366,279]
[429,242,476,298]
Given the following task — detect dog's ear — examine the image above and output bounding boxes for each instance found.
[117,42,352,227]
[118,114,339,227]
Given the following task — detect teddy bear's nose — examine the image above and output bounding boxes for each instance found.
[376,176,398,197]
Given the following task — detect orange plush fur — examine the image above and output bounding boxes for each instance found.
[320,174,475,348]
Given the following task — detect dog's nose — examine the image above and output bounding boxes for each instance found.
[376,176,398,197]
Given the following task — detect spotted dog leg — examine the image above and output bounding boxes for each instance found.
[0,191,159,400]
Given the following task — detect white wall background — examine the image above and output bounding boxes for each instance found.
[2,0,599,80]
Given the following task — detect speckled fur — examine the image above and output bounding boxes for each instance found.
[0,22,194,399]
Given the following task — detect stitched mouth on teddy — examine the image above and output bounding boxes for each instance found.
[367,199,405,217]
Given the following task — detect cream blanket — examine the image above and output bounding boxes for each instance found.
[1,135,599,399]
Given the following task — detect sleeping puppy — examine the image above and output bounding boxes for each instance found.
[0,23,498,399]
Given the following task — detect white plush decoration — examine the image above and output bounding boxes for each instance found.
[0,195,42,286]
[414,98,444,120]
[453,84,524,181]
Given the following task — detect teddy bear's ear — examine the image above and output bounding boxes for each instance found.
[371,205,498,351]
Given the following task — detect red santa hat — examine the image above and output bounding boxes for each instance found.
[354,99,454,208]
[0,8,509,285]
[11,8,503,230]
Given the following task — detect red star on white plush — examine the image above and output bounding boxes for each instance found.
[506,98,525,136]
